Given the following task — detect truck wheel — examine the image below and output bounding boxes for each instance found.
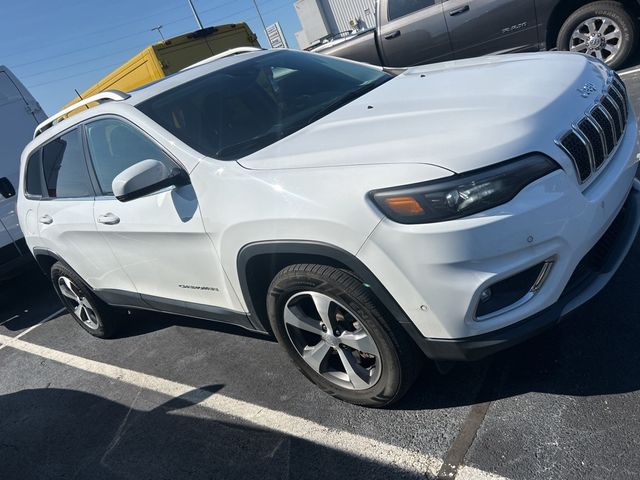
[51,262,123,338]
[557,1,637,68]
[267,264,423,407]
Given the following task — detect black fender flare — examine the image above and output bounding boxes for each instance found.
[236,240,430,353]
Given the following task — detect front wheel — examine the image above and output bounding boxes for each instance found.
[267,264,423,407]
[557,1,637,68]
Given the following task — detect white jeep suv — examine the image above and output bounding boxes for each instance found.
[17,49,640,406]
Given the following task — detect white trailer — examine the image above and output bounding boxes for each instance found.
[0,66,46,279]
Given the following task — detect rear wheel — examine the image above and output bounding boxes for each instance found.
[50,262,123,338]
[267,264,423,407]
[557,1,637,68]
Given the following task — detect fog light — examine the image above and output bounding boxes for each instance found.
[480,288,492,303]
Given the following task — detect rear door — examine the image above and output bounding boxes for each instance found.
[444,0,539,58]
[34,127,136,292]
[0,70,41,250]
[378,0,452,67]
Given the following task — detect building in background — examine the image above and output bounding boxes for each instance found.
[266,22,289,48]
[294,0,376,49]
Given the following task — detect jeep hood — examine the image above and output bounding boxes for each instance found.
[238,52,610,173]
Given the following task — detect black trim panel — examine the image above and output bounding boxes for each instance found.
[33,248,259,333]
[237,240,430,351]
[94,288,256,332]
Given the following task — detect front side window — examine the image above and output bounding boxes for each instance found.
[388,0,436,20]
[137,50,392,160]
[41,129,93,198]
[85,118,175,195]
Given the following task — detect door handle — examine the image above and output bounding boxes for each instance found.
[384,30,401,40]
[449,5,470,15]
[39,214,53,225]
[97,213,120,225]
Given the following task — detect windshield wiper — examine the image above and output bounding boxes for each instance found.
[216,131,283,160]
[306,76,392,125]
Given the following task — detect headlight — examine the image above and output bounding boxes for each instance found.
[369,154,559,224]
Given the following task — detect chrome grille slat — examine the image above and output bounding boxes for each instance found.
[578,117,605,168]
[602,95,622,139]
[590,107,613,154]
[557,79,628,185]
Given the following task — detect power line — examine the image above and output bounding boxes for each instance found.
[12,29,153,69]
[11,0,277,70]
[0,2,187,61]
[23,0,295,90]
[20,43,149,80]
[27,60,131,89]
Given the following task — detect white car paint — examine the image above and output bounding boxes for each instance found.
[16,50,640,349]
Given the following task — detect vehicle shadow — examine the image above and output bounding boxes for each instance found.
[0,386,429,480]
[120,309,276,342]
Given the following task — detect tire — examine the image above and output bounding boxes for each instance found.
[50,262,123,338]
[267,264,423,407]
[557,1,637,69]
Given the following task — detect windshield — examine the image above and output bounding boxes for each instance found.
[137,50,392,160]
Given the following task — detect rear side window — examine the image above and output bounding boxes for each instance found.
[41,129,93,198]
[25,150,43,197]
[388,0,436,20]
[84,118,176,195]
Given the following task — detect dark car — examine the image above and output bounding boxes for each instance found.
[314,0,639,69]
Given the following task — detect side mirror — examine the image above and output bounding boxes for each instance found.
[0,177,15,199]
[112,159,190,202]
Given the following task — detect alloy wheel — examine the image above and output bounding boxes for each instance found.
[283,291,382,390]
[57,276,100,330]
[570,16,622,64]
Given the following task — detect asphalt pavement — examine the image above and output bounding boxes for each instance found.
[2,62,640,480]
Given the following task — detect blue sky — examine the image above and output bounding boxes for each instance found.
[0,0,302,114]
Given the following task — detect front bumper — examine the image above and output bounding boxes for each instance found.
[357,107,639,358]
[418,181,640,360]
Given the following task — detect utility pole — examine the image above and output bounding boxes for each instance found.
[151,25,165,41]
[252,0,268,37]
[187,0,204,30]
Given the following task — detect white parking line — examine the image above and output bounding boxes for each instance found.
[457,466,509,480]
[0,315,19,327]
[619,67,640,76]
[0,333,443,478]
[0,308,64,351]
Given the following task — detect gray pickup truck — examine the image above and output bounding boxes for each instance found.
[314,0,640,69]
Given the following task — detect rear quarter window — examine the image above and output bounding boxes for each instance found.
[25,150,43,197]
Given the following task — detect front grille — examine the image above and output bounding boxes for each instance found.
[559,131,591,182]
[591,107,614,154]
[578,118,605,168]
[557,74,629,184]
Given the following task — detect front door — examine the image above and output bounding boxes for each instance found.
[444,0,539,59]
[83,117,241,314]
[379,0,452,67]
